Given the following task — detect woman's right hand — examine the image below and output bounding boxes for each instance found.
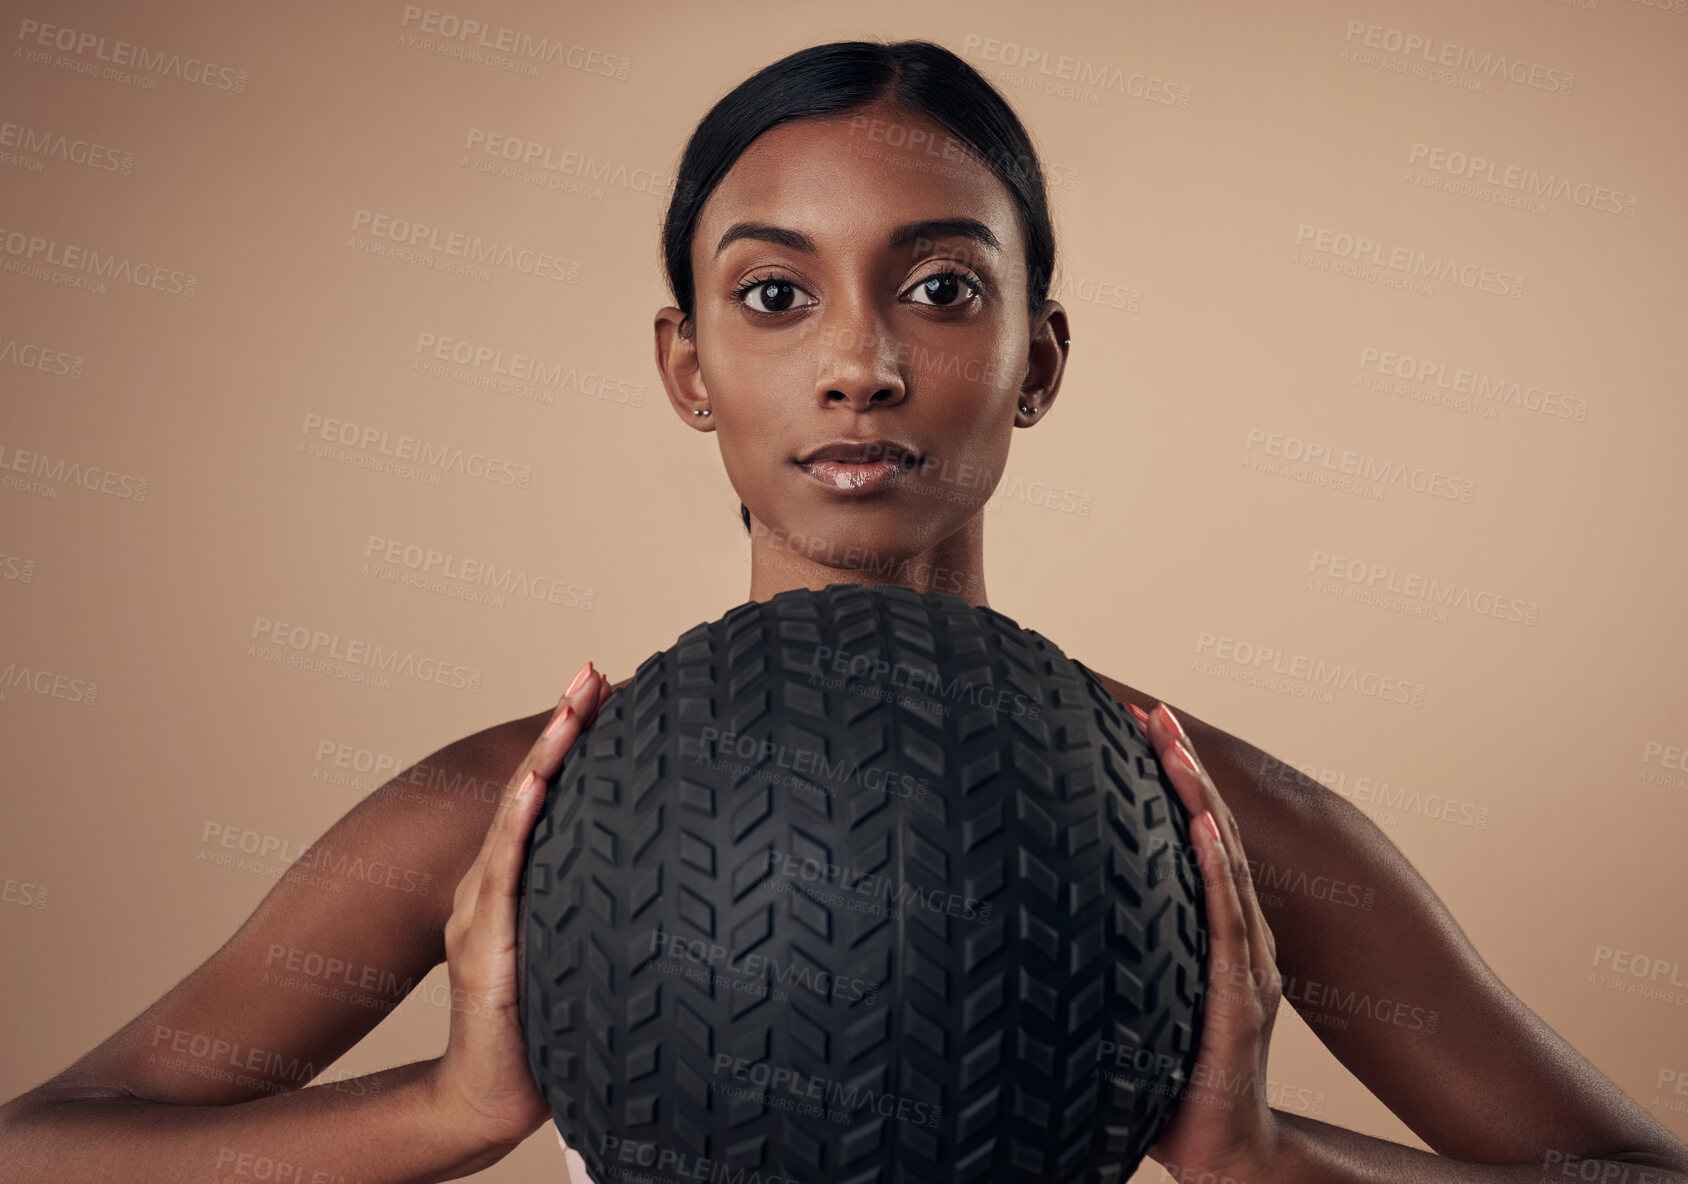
[428,660,611,1176]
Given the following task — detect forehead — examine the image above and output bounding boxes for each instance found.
[695,108,1022,262]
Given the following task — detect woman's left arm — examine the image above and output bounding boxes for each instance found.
[1128,699,1688,1183]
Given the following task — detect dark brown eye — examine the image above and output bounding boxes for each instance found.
[738,278,813,314]
[755,281,794,311]
[907,269,983,308]
[921,274,960,305]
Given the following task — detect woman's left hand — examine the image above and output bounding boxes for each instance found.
[1128,701,1285,1181]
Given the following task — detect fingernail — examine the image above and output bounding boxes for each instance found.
[1202,810,1222,844]
[542,702,575,740]
[1157,703,1190,744]
[565,661,593,699]
[1200,810,1226,860]
[518,770,539,800]
[1127,703,1150,727]
[1172,737,1203,777]
[570,662,599,705]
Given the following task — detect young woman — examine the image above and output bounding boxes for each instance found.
[2,38,1683,1184]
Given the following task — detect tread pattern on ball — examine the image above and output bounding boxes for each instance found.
[519,584,1207,1183]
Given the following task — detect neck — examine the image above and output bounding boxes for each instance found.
[744,511,990,608]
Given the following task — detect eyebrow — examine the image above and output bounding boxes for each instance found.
[713,217,1002,258]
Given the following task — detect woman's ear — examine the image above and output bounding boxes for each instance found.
[1017,300,1070,426]
[654,306,712,427]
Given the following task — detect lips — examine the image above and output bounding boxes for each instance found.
[797,439,920,467]
[795,438,922,495]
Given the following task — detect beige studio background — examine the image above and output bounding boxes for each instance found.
[2,0,1686,1180]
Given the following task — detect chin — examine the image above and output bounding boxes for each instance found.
[771,502,919,560]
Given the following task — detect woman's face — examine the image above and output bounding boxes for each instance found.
[660,103,1067,566]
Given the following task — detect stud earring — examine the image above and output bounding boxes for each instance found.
[693,408,711,417]
[1020,403,1037,415]
[1060,338,1070,346]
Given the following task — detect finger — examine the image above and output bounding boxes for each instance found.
[534,701,581,780]
[476,702,589,930]
[1157,739,1248,988]
[1141,704,1214,826]
[1126,700,1151,742]
[1163,742,1227,899]
[477,671,601,923]
[571,673,607,737]
[532,674,607,793]
[471,766,551,938]
[540,662,597,744]
[455,761,532,920]
[454,674,590,929]
[1170,735,1278,977]
[563,671,609,746]
[467,675,586,875]
[539,662,602,752]
[1215,809,1278,976]
[1152,704,1254,883]
[1188,805,1253,1012]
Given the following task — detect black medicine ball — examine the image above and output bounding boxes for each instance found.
[518,582,1207,1183]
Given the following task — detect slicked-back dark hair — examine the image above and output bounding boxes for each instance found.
[659,38,1059,535]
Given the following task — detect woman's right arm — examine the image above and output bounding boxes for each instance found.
[0,664,610,1184]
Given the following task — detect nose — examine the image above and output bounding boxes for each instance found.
[810,302,906,412]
